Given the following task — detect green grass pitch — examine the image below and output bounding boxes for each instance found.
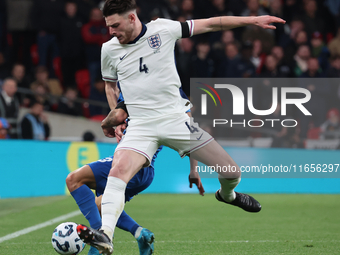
[0,194,340,254]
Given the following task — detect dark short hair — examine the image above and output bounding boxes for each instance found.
[102,0,137,17]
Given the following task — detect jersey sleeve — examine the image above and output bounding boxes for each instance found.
[101,44,118,82]
[156,18,194,40]
[181,20,194,38]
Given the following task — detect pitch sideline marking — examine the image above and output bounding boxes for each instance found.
[0,210,81,244]
[5,240,340,245]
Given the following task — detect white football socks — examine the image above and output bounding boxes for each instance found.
[101,176,127,240]
[218,174,241,202]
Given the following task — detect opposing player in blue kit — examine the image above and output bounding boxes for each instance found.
[68,90,203,255]
[67,143,160,255]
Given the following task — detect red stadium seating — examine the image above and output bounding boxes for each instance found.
[75,69,90,98]
[30,44,39,65]
[307,127,321,139]
[53,57,63,83]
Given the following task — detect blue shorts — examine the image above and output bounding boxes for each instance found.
[88,156,154,202]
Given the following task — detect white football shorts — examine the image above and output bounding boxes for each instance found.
[115,113,213,166]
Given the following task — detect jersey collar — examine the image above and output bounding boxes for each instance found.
[128,22,147,44]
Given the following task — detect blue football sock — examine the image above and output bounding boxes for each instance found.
[71,185,102,229]
[116,210,140,236]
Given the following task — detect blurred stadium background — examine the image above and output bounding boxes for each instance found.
[0,0,340,254]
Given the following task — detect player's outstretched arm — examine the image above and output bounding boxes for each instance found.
[192,15,286,36]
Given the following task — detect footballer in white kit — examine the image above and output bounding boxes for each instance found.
[77,1,284,254]
[101,18,213,164]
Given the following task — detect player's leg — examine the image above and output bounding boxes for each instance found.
[190,139,261,212]
[95,195,154,255]
[96,194,154,255]
[167,113,261,212]
[95,195,140,238]
[163,113,240,200]
[78,150,148,254]
[123,167,155,255]
[86,164,153,255]
[101,150,147,239]
[66,165,102,230]
[117,211,155,255]
[95,166,155,255]
[190,139,240,199]
[77,122,159,254]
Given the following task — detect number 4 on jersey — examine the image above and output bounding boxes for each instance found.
[139,57,149,73]
[185,122,199,133]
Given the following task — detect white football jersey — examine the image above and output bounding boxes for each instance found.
[101,18,194,119]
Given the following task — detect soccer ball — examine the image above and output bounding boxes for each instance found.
[51,222,86,255]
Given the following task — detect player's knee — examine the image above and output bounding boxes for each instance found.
[66,171,80,192]
[109,163,130,179]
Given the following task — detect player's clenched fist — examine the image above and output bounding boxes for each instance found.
[102,126,116,138]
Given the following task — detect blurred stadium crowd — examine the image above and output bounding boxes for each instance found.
[0,0,339,146]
